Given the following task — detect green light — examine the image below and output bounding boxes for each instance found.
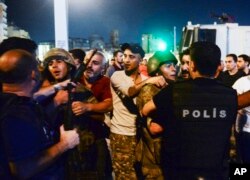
[157,40,167,51]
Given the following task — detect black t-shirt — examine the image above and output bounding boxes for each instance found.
[217,69,246,87]
[0,93,64,179]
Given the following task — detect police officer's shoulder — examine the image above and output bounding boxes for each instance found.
[173,78,193,86]
[215,81,238,94]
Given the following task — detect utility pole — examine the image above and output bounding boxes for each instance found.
[173,26,177,52]
[54,0,69,50]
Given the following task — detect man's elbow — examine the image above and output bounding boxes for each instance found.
[103,99,113,112]
[9,162,31,179]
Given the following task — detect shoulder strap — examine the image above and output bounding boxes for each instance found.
[112,86,145,141]
[112,86,140,115]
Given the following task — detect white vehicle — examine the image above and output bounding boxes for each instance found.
[179,21,250,59]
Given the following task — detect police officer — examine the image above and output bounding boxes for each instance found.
[142,42,238,180]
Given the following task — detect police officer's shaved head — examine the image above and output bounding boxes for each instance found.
[190,42,221,77]
[0,49,38,84]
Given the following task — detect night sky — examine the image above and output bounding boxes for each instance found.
[5,0,250,44]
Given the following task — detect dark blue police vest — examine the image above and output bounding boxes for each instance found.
[166,78,237,175]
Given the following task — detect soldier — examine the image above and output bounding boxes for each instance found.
[136,50,178,179]
[142,42,238,180]
[36,48,112,179]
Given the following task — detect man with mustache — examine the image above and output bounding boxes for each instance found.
[110,43,166,179]
[178,48,191,80]
[71,50,113,179]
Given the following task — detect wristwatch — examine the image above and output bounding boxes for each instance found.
[53,84,62,92]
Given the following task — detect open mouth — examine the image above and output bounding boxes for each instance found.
[86,70,93,73]
[52,70,61,77]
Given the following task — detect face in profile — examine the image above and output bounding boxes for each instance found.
[116,52,123,63]
[237,57,247,70]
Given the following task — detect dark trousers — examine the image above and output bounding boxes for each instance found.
[95,138,113,179]
[240,131,250,163]
[65,138,112,180]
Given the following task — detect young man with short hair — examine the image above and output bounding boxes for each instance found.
[110,43,166,179]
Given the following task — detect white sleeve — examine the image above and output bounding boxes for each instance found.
[233,77,245,95]
[111,71,130,95]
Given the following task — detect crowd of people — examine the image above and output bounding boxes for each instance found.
[0,37,250,180]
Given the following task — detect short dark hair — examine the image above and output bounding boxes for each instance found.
[0,49,38,84]
[69,48,86,61]
[226,54,237,62]
[179,48,190,62]
[238,54,250,64]
[113,50,123,57]
[0,37,37,56]
[190,42,221,77]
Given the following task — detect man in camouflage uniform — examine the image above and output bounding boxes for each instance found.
[136,50,178,179]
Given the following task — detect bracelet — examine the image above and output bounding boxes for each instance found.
[53,84,62,92]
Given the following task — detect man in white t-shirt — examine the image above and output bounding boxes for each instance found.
[233,75,250,163]
[110,43,166,179]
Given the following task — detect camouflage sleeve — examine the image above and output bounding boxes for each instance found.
[137,84,160,111]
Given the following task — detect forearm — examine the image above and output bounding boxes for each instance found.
[9,141,68,179]
[149,122,164,135]
[86,99,112,113]
[238,91,250,109]
[128,79,148,97]
[142,99,156,117]
[33,85,57,100]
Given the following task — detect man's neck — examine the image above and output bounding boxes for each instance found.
[228,68,238,75]
[125,68,139,77]
[244,67,249,74]
[191,71,214,79]
[2,83,32,97]
[114,61,122,69]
